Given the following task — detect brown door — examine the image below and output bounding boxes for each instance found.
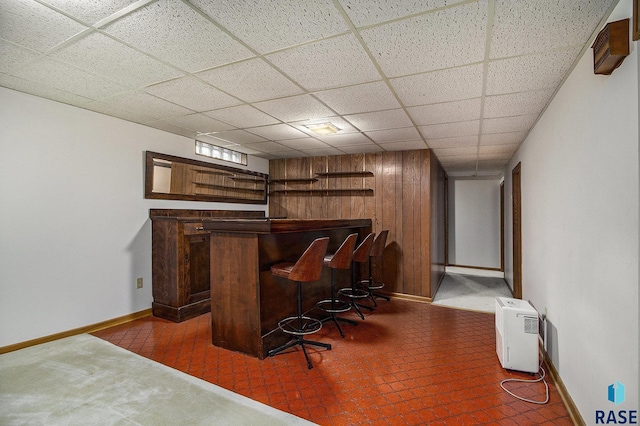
[512,163,522,299]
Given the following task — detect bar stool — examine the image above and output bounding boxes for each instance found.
[316,233,359,338]
[339,233,375,320]
[268,237,331,370]
[359,230,390,306]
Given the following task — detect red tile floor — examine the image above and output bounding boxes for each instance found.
[93,299,573,425]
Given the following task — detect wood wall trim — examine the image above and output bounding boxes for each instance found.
[447,264,503,272]
[542,348,586,426]
[0,309,152,354]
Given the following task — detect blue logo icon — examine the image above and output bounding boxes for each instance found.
[608,381,625,406]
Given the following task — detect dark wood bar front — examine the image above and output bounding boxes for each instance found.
[203,218,371,359]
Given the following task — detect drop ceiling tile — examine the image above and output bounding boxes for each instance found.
[0,40,40,74]
[478,144,519,155]
[338,0,464,27]
[0,74,93,106]
[246,124,308,141]
[314,81,400,115]
[391,64,484,106]
[103,0,253,72]
[40,0,140,25]
[204,105,279,128]
[145,120,196,139]
[51,33,183,89]
[103,91,194,119]
[344,109,413,131]
[490,0,613,59]
[486,47,582,95]
[242,141,292,153]
[365,127,421,143]
[190,0,348,54]
[379,140,427,151]
[478,152,512,161]
[12,57,127,99]
[315,133,374,146]
[253,94,335,122]
[480,132,526,145]
[204,129,267,145]
[268,150,308,158]
[419,120,480,139]
[482,114,537,134]
[483,89,554,118]
[278,138,331,150]
[266,34,380,91]
[0,0,87,52]
[408,98,481,126]
[83,100,156,124]
[144,76,240,112]
[425,135,478,149]
[477,158,509,168]
[433,146,478,157]
[163,113,236,133]
[337,144,383,154]
[196,58,302,103]
[360,1,487,77]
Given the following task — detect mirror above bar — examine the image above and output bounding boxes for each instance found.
[145,151,268,204]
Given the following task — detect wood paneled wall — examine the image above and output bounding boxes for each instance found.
[269,149,446,300]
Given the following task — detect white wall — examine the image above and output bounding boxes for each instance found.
[448,177,501,269]
[504,0,638,419]
[0,88,269,347]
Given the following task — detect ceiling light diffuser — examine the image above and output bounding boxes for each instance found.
[304,122,340,135]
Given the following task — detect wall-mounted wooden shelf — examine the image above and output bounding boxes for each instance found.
[194,182,265,194]
[270,189,373,196]
[315,171,374,177]
[269,178,319,184]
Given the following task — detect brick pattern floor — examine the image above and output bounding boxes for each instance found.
[93,299,573,425]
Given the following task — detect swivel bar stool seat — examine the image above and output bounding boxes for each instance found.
[268,237,331,369]
[316,233,359,338]
[339,233,375,320]
[359,230,390,306]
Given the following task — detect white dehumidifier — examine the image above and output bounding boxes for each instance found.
[495,297,539,373]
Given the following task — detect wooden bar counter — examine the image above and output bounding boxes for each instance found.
[203,218,371,359]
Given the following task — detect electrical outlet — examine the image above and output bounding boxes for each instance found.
[136,277,143,289]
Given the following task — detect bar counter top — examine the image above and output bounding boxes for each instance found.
[202,218,371,234]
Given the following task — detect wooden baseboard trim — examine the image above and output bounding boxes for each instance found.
[447,263,502,272]
[0,308,153,354]
[542,348,585,426]
[387,292,432,304]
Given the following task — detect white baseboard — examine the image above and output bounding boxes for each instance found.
[445,266,505,278]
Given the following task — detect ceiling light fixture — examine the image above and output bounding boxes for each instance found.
[304,122,340,135]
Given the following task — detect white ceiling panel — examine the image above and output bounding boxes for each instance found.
[12,57,127,99]
[490,0,614,59]
[419,120,480,139]
[482,114,538,134]
[344,109,413,132]
[51,32,183,89]
[337,0,462,28]
[433,146,478,157]
[408,98,481,126]
[144,76,240,112]
[254,94,335,123]
[266,34,380,91]
[103,0,254,72]
[391,64,484,106]
[204,129,267,145]
[196,59,303,103]
[314,81,400,115]
[483,89,555,118]
[39,0,141,25]
[486,47,583,95]
[365,127,421,143]
[360,1,487,77]
[0,0,615,175]
[0,0,87,53]
[103,91,194,119]
[246,124,308,141]
[190,0,349,54]
[204,105,279,128]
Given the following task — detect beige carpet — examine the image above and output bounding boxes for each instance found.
[0,334,314,426]
[432,273,513,313]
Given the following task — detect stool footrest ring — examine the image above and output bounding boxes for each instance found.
[277,316,322,336]
[316,299,351,313]
[339,288,369,299]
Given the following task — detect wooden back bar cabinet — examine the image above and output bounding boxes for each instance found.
[203,218,371,359]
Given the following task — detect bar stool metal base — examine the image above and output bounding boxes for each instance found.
[269,316,330,369]
[358,279,391,306]
[338,287,371,320]
[316,299,357,338]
